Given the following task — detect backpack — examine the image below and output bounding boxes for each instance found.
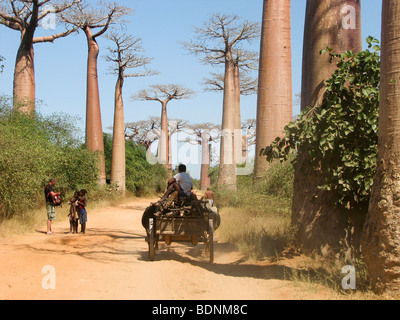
[51,193,62,206]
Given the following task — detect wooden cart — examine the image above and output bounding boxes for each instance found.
[147,213,215,263]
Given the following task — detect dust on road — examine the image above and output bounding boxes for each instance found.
[0,197,333,300]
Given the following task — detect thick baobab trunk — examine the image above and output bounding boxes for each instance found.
[13,4,38,114]
[111,75,126,193]
[217,51,237,191]
[254,0,293,182]
[200,131,211,190]
[13,43,35,114]
[293,0,363,259]
[301,0,362,111]
[84,26,106,185]
[362,0,400,295]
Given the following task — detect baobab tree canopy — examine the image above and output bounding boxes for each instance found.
[183,13,260,191]
[133,84,194,172]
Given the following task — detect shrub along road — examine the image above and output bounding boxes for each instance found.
[0,197,335,300]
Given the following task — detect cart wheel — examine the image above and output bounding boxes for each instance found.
[208,218,214,263]
[148,218,155,261]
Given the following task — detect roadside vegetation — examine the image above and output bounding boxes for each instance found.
[213,159,295,260]
[0,96,166,235]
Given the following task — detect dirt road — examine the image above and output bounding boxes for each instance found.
[0,198,334,300]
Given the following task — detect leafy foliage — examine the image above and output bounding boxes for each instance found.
[103,135,167,196]
[125,140,167,195]
[260,37,381,209]
[0,100,99,219]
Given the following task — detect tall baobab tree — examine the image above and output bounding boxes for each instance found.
[183,14,260,191]
[362,0,400,295]
[254,0,293,182]
[60,1,131,185]
[0,0,81,113]
[105,32,156,193]
[292,0,363,257]
[133,84,194,176]
[301,0,362,111]
[203,64,257,166]
[184,123,220,190]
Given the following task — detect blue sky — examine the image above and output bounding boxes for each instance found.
[0,0,382,178]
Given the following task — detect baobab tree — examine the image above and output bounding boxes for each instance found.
[292,0,362,257]
[133,84,194,176]
[301,0,362,111]
[124,118,160,165]
[105,32,156,193]
[60,1,132,185]
[125,119,157,149]
[362,0,400,295]
[183,14,260,191]
[203,61,257,166]
[183,123,220,190]
[203,47,258,130]
[254,0,293,182]
[0,0,81,113]
[232,49,258,137]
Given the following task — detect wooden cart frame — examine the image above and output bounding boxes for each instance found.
[147,214,214,263]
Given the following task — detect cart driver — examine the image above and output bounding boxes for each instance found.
[161,164,193,201]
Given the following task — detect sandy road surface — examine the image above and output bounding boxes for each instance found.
[0,198,333,300]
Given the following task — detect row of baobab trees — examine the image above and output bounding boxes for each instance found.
[123,117,256,190]
[261,0,400,296]
[2,0,400,295]
[0,0,260,192]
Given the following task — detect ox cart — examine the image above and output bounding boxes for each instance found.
[142,194,220,263]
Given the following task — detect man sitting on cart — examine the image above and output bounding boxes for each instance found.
[161,164,194,203]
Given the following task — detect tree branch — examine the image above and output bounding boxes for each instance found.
[33,27,78,43]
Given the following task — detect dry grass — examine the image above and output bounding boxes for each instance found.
[217,206,293,260]
[215,200,382,299]
[0,192,147,238]
[282,255,383,300]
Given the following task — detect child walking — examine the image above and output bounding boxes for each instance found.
[77,189,88,234]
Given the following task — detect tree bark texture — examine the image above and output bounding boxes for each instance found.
[84,26,106,185]
[293,0,363,258]
[217,52,237,191]
[254,0,293,181]
[301,0,362,111]
[111,75,126,193]
[13,42,35,114]
[13,2,39,114]
[362,0,400,295]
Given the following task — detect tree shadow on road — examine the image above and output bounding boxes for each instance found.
[138,241,297,282]
[20,228,147,264]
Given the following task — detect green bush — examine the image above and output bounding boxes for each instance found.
[261,37,380,210]
[0,101,99,220]
[125,140,167,195]
[103,136,167,196]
